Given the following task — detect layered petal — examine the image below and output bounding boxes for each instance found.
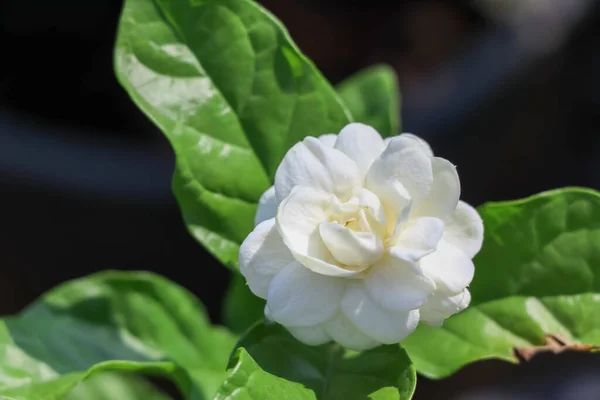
[354,187,387,237]
[386,133,434,157]
[367,135,433,203]
[287,324,331,346]
[420,289,471,327]
[442,200,484,258]
[323,312,379,350]
[277,186,365,277]
[419,240,474,295]
[274,137,361,203]
[254,186,277,226]
[365,176,412,239]
[342,283,420,344]
[388,217,445,262]
[319,222,383,267]
[267,262,344,327]
[239,218,295,298]
[412,157,460,220]
[318,133,337,147]
[365,253,435,312]
[334,123,385,178]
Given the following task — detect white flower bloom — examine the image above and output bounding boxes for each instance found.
[239,123,483,350]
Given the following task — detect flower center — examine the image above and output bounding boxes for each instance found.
[318,188,388,269]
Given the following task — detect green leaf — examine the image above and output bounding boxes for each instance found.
[336,64,400,136]
[222,274,266,335]
[403,187,600,378]
[0,271,236,399]
[114,0,351,270]
[67,373,172,400]
[215,348,316,400]
[233,322,416,400]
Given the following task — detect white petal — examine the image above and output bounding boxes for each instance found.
[334,123,385,178]
[367,135,433,203]
[287,324,331,346]
[323,312,379,350]
[318,134,337,147]
[274,137,361,203]
[239,218,295,298]
[419,240,474,295]
[277,186,365,277]
[398,133,434,157]
[420,289,471,327]
[442,201,484,258]
[355,188,387,237]
[365,253,435,312]
[412,157,460,220]
[319,222,383,267]
[389,217,445,262]
[365,174,412,239]
[342,283,420,344]
[254,186,277,226]
[267,262,344,327]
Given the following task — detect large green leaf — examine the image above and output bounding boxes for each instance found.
[215,348,316,400]
[234,322,416,400]
[114,0,351,270]
[67,373,172,400]
[403,187,600,378]
[222,274,265,335]
[0,271,236,399]
[336,64,400,136]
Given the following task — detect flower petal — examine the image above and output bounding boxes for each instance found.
[365,253,435,312]
[412,157,460,220]
[323,312,379,350]
[277,186,365,277]
[239,218,295,298]
[318,133,337,147]
[342,283,420,344]
[319,222,383,267]
[419,240,474,295]
[389,217,445,262]
[420,289,471,327]
[364,175,412,239]
[274,137,361,203]
[254,186,277,226]
[267,261,344,327]
[367,135,433,203]
[287,324,331,346]
[384,133,434,157]
[334,123,385,178]
[442,201,484,258]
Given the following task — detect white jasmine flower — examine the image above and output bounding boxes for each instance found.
[239,123,483,350]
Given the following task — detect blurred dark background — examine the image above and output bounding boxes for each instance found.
[1,0,600,398]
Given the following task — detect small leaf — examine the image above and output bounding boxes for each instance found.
[0,271,236,399]
[114,0,351,270]
[337,65,400,136]
[404,187,600,378]
[214,348,316,400]
[233,322,416,400]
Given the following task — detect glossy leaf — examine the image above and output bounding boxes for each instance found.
[222,274,265,335]
[67,373,172,400]
[234,322,416,400]
[403,187,600,378]
[114,0,351,270]
[215,348,316,400]
[337,64,400,136]
[0,271,236,399]
[0,358,186,400]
